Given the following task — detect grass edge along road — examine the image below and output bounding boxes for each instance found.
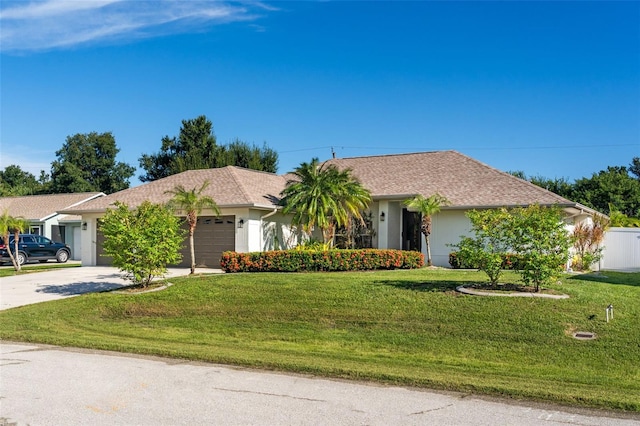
[0,269,638,412]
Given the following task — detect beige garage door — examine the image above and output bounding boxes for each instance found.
[96,215,235,268]
[178,215,236,268]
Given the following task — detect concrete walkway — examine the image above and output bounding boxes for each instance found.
[0,265,222,310]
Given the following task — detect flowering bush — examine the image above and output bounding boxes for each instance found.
[220,249,424,273]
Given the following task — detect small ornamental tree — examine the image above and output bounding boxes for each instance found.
[571,216,608,271]
[100,201,185,287]
[454,208,512,287]
[509,205,570,292]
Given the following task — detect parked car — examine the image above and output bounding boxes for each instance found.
[0,234,71,265]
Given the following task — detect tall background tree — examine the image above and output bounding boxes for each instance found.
[165,181,220,274]
[50,132,135,194]
[509,157,640,220]
[139,115,278,182]
[280,158,371,246]
[0,165,46,196]
[403,193,450,266]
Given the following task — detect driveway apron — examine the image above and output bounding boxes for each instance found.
[0,266,221,310]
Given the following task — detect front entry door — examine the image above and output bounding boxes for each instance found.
[402,209,422,252]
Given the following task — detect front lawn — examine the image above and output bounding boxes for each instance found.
[0,262,81,278]
[0,269,638,411]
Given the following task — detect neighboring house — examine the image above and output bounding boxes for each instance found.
[0,192,106,260]
[62,151,601,268]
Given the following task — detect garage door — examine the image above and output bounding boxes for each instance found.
[178,215,236,268]
[95,215,235,268]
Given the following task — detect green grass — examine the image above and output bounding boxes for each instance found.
[1,268,639,411]
[0,262,81,277]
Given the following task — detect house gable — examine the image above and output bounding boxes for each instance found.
[324,151,584,209]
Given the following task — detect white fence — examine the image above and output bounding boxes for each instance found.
[600,227,640,272]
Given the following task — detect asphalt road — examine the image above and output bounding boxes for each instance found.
[1,342,639,426]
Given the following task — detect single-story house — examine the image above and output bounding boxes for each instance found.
[0,192,105,260]
[61,151,601,268]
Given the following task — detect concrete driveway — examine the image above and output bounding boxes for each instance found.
[0,265,222,310]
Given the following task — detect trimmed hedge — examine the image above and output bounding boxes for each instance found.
[449,251,526,270]
[221,249,424,273]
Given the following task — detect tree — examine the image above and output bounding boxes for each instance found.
[571,216,608,271]
[571,166,640,217]
[509,205,570,292]
[453,205,571,291]
[0,165,47,196]
[0,210,21,271]
[454,208,513,286]
[139,115,278,182]
[403,193,450,266]
[50,132,135,194]
[280,158,371,246]
[630,157,640,180]
[9,216,29,271]
[508,171,574,200]
[214,139,278,172]
[165,181,220,274]
[100,201,185,287]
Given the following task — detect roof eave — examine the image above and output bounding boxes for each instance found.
[61,203,283,215]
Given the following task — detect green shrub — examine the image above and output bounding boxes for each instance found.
[221,249,424,273]
[449,251,526,271]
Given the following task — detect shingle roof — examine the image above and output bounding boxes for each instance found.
[0,192,104,221]
[62,166,288,213]
[324,151,581,208]
[60,151,600,215]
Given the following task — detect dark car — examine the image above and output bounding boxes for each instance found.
[0,234,71,265]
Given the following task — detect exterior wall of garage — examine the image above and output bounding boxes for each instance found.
[80,208,299,268]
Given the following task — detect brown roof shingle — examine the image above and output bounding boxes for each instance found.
[62,166,288,213]
[324,151,577,208]
[60,151,596,214]
[0,192,104,220]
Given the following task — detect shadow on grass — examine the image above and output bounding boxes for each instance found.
[567,271,640,287]
[36,282,126,296]
[376,280,463,293]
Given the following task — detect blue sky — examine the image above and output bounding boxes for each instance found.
[1,1,638,187]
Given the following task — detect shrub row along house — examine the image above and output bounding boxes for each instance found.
[60,150,601,268]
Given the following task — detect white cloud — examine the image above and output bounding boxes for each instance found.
[0,0,272,52]
[0,149,52,176]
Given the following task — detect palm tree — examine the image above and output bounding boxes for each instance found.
[280,158,371,246]
[10,216,29,271]
[403,193,450,266]
[165,180,220,274]
[0,210,24,271]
